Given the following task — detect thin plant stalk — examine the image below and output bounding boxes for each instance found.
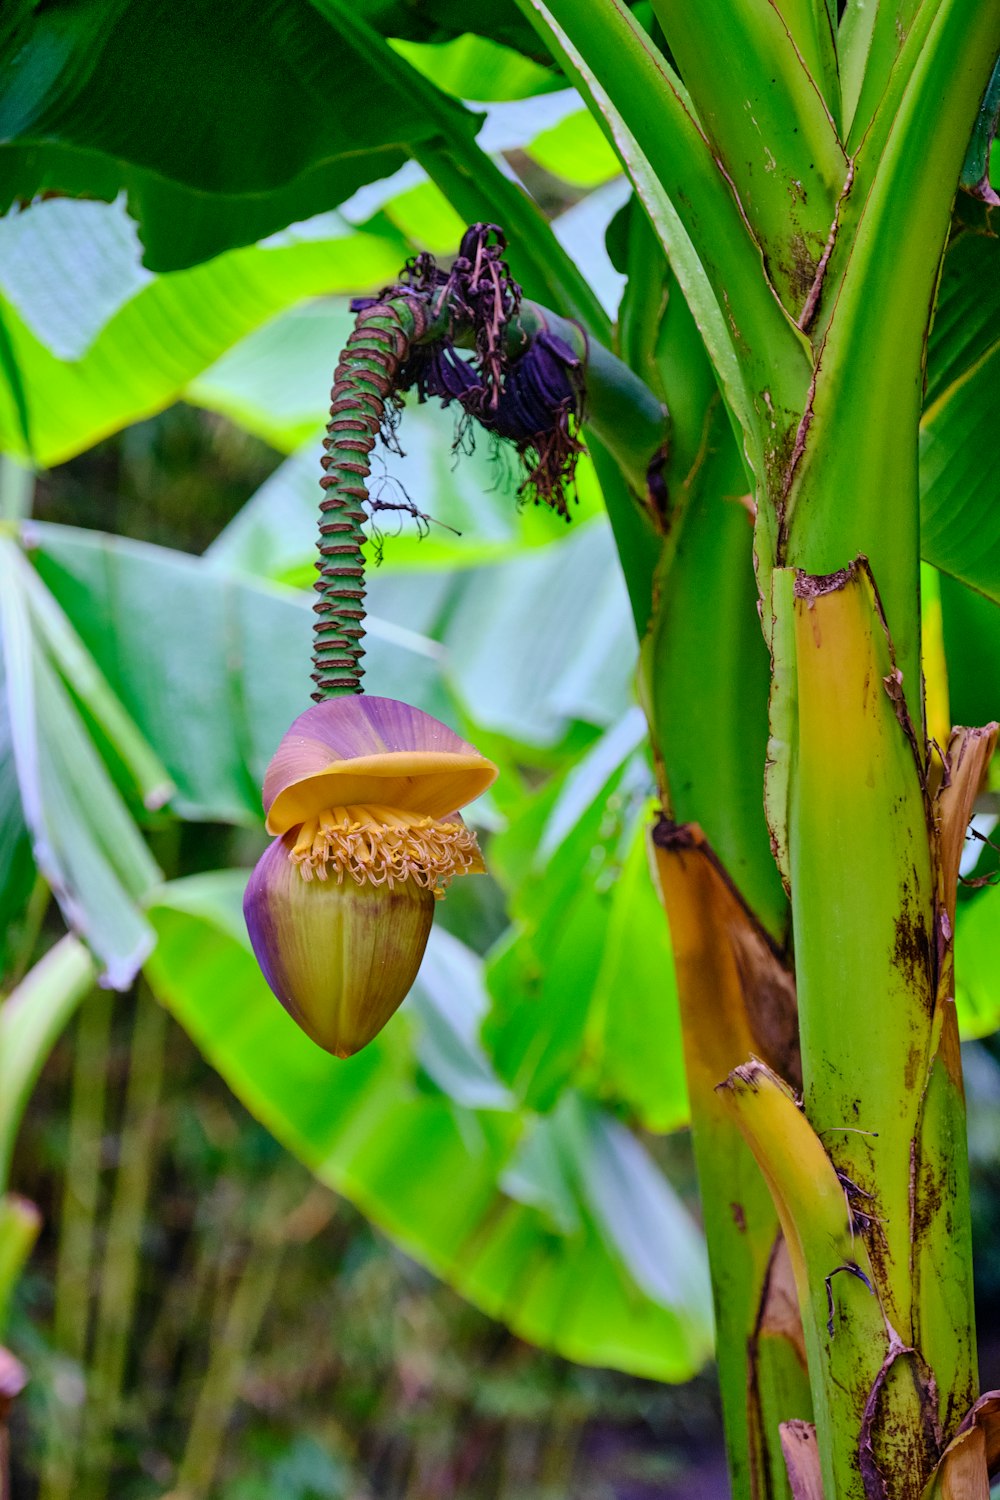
[39,989,113,1500]
[81,991,167,1500]
[5,874,49,991]
[170,1169,302,1498]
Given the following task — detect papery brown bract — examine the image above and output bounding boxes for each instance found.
[244,833,435,1058]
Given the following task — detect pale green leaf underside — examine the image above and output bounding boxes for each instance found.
[25,521,452,826]
[0,539,159,986]
[0,199,409,466]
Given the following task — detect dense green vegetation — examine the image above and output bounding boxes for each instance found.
[2,3,1000,1496]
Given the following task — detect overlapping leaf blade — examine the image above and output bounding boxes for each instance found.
[444,519,635,746]
[484,710,689,1130]
[919,229,1000,603]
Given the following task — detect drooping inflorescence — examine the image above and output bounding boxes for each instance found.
[245,223,594,1057]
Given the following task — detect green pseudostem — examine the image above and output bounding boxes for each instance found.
[311,296,438,701]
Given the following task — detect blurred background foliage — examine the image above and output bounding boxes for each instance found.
[1,3,999,1495]
[0,59,717,1497]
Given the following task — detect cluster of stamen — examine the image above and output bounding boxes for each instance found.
[289,805,482,897]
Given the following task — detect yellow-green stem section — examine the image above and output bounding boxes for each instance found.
[781,560,975,1496]
[650,824,808,1499]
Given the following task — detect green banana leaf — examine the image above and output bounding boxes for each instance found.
[390,30,562,101]
[485,711,689,1132]
[143,869,714,1382]
[25,521,452,826]
[920,228,1000,603]
[940,569,1000,731]
[0,198,408,464]
[0,0,479,270]
[0,93,617,468]
[0,537,161,985]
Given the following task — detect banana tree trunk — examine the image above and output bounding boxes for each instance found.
[533,0,1000,1492]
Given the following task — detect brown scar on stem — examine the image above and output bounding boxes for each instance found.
[836,1169,884,1238]
[882,667,928,801]
[780,1419,824,1500]
[785,231,822,306]
[824,1260,875,1336]
[833,1161,894,1284]
[858,1329,943,1500]
[893,902,933,1002]
[793,564,853,599]
[776,361,819,557]
[798,161,855,333]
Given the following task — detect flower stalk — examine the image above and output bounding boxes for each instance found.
[247,225,673,1056]
[312,296,438,699]
[244,692,497,1057]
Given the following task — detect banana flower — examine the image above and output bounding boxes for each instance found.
[244,695,497,1057]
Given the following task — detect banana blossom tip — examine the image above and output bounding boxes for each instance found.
[243,696,497,1057]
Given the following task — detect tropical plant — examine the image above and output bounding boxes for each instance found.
[1,3,1000,1498]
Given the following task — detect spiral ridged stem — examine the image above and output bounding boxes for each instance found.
[312,298,430,700]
